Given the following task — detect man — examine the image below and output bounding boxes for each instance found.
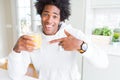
[8,0,108,80]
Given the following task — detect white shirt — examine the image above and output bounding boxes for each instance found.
[8,23,108,80]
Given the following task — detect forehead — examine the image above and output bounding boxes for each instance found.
[43,5,60,14]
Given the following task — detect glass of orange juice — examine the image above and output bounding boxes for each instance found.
[22,25,42,49]
[30,33,42,49]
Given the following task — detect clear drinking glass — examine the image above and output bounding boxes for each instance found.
[24,25,42,50]
[29,33,42,49]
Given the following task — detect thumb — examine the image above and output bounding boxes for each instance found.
[64,30,73,37]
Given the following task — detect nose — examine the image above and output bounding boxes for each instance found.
[46,16,53,24]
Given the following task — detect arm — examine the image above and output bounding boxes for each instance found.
[8,51,31,80]
[75,28,109,68]
[8,35,36,79]
[81,37,109,68]
[50,27,109,68]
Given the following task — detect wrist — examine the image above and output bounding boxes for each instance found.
[77,41,88,54]
[13,46,21,53]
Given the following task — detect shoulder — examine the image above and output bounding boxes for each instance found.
[60,22,72,29]
[61,22,84,36]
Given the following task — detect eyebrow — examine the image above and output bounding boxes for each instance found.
[43,11,59,15]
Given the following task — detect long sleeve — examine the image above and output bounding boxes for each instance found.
[65,24,109,68]
[82,38,109,68]
[8,51,31,80]
[77,32,109,68]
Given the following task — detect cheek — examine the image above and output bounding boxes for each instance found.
[55,19,60,24]
[41,18,45,23]
[41,16,47,22]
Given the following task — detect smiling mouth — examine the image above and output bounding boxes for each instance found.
[45,25,53,30]
[45,26,52,31]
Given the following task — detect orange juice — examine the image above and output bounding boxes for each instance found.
[31,33,42,49]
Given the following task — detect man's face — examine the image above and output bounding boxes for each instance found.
[41,5,60,35]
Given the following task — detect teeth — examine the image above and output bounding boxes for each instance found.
[46,25,52,28]
[46,25,52,26]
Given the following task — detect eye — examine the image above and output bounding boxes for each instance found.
[53,15,58,19]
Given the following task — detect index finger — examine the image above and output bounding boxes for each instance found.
[21,35,34,40]
[49,37,65,44]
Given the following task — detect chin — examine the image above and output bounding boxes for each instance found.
[44,32,53,35]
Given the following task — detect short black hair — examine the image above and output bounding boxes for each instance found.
[35,0,71,22]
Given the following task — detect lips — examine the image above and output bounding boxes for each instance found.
[45,25,53,31]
